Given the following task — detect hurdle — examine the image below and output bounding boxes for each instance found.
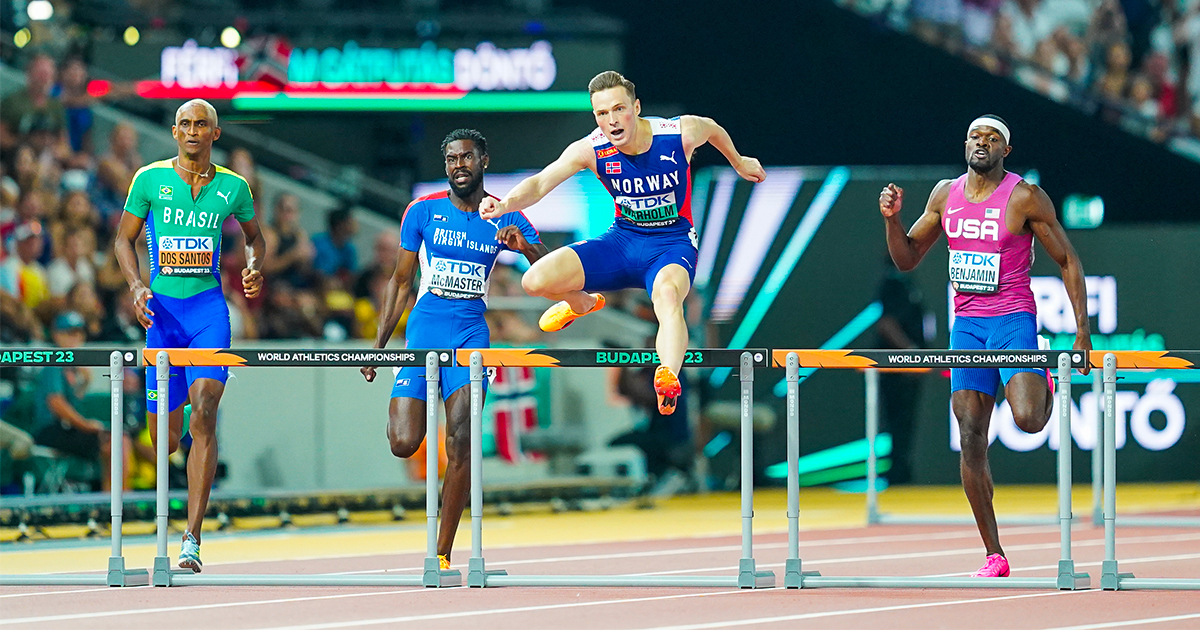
[778,348,1092,589]
[1098,350,1200,591]
[0,349,148,587]
[460,347,776,588]
[145,347,461,587]
[863,364,1068,528]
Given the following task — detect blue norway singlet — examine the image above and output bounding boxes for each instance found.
[590,117,694,234]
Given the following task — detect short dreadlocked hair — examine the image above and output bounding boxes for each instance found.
[441,128,488,157]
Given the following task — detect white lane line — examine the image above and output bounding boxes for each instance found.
[0,588,433,625]
[1042,613,1200,630]
[630,590,1094,630]
[256,589,1088,630]
[0,588,111,599]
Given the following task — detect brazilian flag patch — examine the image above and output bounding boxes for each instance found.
[159,185,173,200]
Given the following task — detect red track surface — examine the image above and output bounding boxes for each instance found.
[2,522,1198,629]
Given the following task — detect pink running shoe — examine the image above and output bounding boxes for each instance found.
[972,553,1010,578]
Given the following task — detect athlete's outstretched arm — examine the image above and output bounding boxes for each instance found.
[113,211,154,329]
[880,180,950,272]
[238,217,267,299]
[1022,184,1092,370]
[480,139,593,219]
[679,115,765,183]
[362,247,419,383]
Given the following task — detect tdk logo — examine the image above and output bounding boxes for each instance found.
[159,236,214,251]
[945,218,999,241]
[434,259,485,277]
[615,193,675,210]
[953,252,997,266]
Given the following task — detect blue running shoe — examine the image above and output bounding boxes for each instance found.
[179,532,203,573]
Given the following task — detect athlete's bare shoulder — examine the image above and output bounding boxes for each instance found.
[564,136,597,173]
[1009,178,1053,221]
[926,178,956,215]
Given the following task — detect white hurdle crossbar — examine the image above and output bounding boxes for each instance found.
[147,348,459,587]
[781,349,1091,590]
[464,348,775,588]
[0,349,148,587]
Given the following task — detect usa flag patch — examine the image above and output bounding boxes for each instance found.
[605,161,622,174]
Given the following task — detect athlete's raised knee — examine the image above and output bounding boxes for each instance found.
[1012,408,1050,434]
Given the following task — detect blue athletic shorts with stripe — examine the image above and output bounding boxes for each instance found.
[145,286,231,413]
[569,222,697,294]
[391,306,489,401]
[950,311,1043,397]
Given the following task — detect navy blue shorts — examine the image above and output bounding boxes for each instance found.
[950,311,1043,397]
[145,287,231,413]
[392,307,489,401]
[569,222,697,294]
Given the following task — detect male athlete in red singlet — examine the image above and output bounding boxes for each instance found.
[879,115,1092,578]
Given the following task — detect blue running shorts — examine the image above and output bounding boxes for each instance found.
[949,311,1043,397]
[569,222,697,294]
[392,307,489,401]
[145,287,231,413]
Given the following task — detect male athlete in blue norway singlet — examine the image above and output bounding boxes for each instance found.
[361,129,547,569]
[480,71,765,415]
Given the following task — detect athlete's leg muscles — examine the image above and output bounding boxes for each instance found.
[183,377,225,543]
[521,247,595,313]
[1005,372,1053,433]
[387,396,427,458]
[952,388,1004,557]
[650,263,691,374]
[436,385,474,560]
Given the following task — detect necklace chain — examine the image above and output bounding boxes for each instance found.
[174,157,212,178]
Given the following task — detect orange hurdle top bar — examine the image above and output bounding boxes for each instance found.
[141,348,1199,369]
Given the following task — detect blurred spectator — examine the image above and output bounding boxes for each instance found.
[910,0,965,52]
[484,264,541,344]
[227,147,262,207]
[52,57,96,157]
[47,227,96,297]
[1097,41,1135,121]
[0,419,35,463]
[311,206,359,282]
[1,221,51,313]
[263,193,315,288]
[259,282,324,339]
[95,123,141,226]
[0,54,68,155]
[64,281,105,340]
[31,311,133,491]
[963,0,1004,50]
[58,190,101,235]
[98,288,143,344]
[352,230,399,339]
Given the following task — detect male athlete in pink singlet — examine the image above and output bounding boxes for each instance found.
[878,115,1092,578]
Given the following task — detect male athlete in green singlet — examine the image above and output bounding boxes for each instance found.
[114,99,266,572]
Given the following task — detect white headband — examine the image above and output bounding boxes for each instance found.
[969,117,1009,144]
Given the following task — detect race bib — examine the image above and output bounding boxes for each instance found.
[948,249,1000,294]
[157,236,215,277]
[427,256,487,299]
[616,192,679,227]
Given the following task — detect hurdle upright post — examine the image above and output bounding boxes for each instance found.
[152,350,174,586]
[864,368,880,525]
[422,350,461,587]
[1055,352,1089,589]
[468,350,505,587]
[107,351,148,587]
[737,351,775,588]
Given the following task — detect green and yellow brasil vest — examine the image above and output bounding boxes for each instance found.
[124,160,254,299]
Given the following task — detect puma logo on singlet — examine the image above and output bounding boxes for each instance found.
[660,151,677,165]
[217,190,231,204]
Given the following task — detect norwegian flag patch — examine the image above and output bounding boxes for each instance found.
[605,161,622,174]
